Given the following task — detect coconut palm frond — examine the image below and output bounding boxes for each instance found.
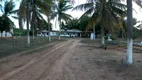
[36,0,52,15]
[11,16,19,19]
[62,5,72,11]
[73,3,94,11]
[9,9,18,14]
[79,7,95,19]
[4,0,16,15]
[59,13,72,21]
[134,0,142,7]
[37,11,46,21]
[0,4,3,12]
[111,1,127,10]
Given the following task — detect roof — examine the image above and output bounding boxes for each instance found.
[67,30,82,33]
[41,29,82,33]
[60,29,82,33]
[42,30,48,32]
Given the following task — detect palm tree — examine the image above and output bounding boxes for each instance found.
[125,0,142,65]
[126,0,133,65]
[0,0,16,37]
[31,0,53,39]
[74,0,126,48]
[45,3,54,42]
[52,0,72,40]
[18,0,52,47]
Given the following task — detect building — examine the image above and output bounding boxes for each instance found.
[37,29,82,37]
[61,29,82,37]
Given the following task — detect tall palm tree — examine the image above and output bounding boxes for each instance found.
[126,0,133,65]
[30,0,52,39]
[45,2,54,42]
[74,0,126,48]
[125,0,142,65]
[18,0,52,47]
[52,0,72,40]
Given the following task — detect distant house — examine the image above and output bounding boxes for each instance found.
[61,29,82,37]
[37,29,82,37]
[37,30,58,37]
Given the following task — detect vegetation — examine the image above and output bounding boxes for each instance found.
[18,0,53,47]
[63,16,90,31]
[0,37,62,58]
[52,0,72,40]
[74,0,126,48]
[0,0,16,37]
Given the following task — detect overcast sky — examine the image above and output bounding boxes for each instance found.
[66,0,86,18]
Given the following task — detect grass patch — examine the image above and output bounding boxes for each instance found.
[0,36,66,58]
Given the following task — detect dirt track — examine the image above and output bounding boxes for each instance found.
[0,39,142,80]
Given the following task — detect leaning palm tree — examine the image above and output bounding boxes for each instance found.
[52,0,72,40]
[74,0,126,48]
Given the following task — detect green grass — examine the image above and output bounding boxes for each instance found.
[0,36,65,58]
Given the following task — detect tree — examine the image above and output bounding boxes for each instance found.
[52,0,72,40]
[0,17,6,37]
[18,0,52,47]
[74,0,126,48]
[64,18,79,30]
[0,16,11,37]
[126,0,133,65]
[0,0,16,37]
[30,0,53,39]
[125,0,142,65]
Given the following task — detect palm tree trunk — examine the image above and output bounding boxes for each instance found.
[101,24,105,48]
[11,33,15,48]
[93,24,95,40]
[31,0,35,40]
[48,16,51,42]
[126,0,133,65]
[32,28,35,39]
[26,2,30,47]
[58,20,61,40]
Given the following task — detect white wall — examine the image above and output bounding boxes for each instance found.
[0,31,12,37]
[0,29,13,37]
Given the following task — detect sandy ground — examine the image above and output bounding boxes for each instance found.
[0,38,142,80]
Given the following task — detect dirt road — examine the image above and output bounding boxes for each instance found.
[0,39,142,80]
